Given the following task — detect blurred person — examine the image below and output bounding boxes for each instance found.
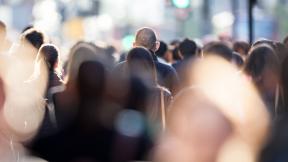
[170,39,182,64]
[244,45,281,117]
[28,42,115,162]
[155,41,170,65]
[0,20,12,54]
[154,88,233,162]
[29,44,64,140]
[21,28,47,50]
[114,27,179,95]
[259,114,288,162]
[233,41,250,59]
[203,41,233,61]
[126,47,172,129]
[172,38,198,90]
[231,51,244,68]
[279,56,288,114]
[155,56,270,162]
[0,38,48,161]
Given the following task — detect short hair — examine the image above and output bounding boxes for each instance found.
[233,41,250,56]
[22,28,46,49]
[135,27,157,50]
[178,38,197,58]
[203,42,233,61]
[155,41,168,57]
[38,44,60,71]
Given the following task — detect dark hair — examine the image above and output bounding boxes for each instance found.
[203,42,233,61]
[0,20,6,38]
[155,41,168,57]
[244,45,280,80]
[22,28,46,49]
[21,25,34,34]
[39,44,59,71]
[78,61,106,99]
[233,41,250,56]
[232,52,244,68]
[127,47,157,85]
[178,38,197,59]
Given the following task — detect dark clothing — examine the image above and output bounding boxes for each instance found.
[172,57,196,90]
[114,53,179,96]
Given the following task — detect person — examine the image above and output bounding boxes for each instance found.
[0,20,12,53]
[126,47,172,128]
[155,41,171,65]
[233,41,250,59]
[21,28,47,50]
[29,44,64,140]
[244,44,281,117]
[109,47,172,161]
[114,27,180,95]
[28,42,115,162]
[172,38,198,90]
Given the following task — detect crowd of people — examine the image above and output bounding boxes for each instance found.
[0,19,288,162]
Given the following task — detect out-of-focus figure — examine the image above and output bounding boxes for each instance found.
[0,21,12,54]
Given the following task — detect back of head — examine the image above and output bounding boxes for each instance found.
[38,44,59,71]
[67,41,99,84]
[244,45,279,80]
[0,20,6,39]
[203,42,233,61]
[21,28,46,49]
[127,47,157,85]
[135,27,158,51]
[78,61,106,99]
[156,41,168,58]
[232,52,244,68]
[178,38,197,59]
[233,41,250,57]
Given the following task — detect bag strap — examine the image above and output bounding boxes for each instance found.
[160,88,166,130]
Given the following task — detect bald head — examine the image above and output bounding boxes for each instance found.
[134,27,159,52]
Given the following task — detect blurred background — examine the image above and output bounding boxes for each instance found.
[0,0,286,51]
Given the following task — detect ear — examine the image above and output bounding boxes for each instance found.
[133,42,137,48]
[154,41,160,52]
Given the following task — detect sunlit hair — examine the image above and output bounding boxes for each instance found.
[20,28,47,49]
[37,44,62,78]
[65,41,105,85]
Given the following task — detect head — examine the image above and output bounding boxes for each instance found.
[233,41,250,58]
[134,27,160,52]
[66,41,99,85]
[21,28,46,49]
[78,61,106,100]
[178,38,197,59]
[0,20,6,40]
[21,25,34,34]
[37,44,61,73]
[155,41,168,58]
[244,45,280,99]
[203,42,233,61]
[126,47,157,86]
[231,52,244,68]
